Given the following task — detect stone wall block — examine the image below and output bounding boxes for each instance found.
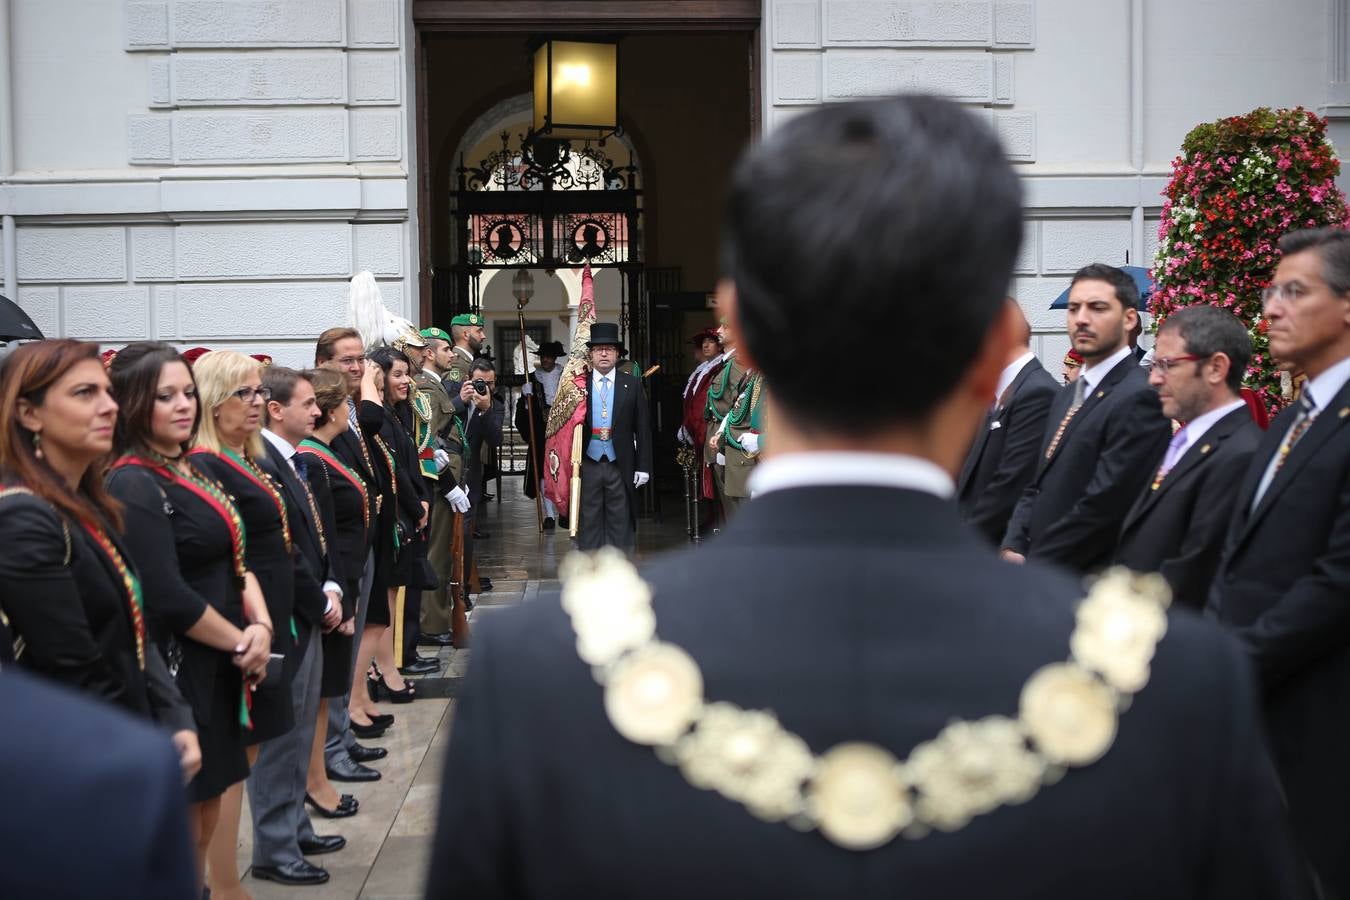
[1040,219,1132,274]
[772,0,822,48]
[823,51,992,102]
[153,286,178,339]
[126,1,170,50]
[17,228,128,283]
[1014,274,1072,330]
[995,111,1036,161]
[993,55,1014,105]
[1143,216,1163,271]
[175,283,347,338]
[172,52,347,105]
[773,53,822,104]
[148,57,173,107]
[993,1,1035,47]
[824,1,992,46]
[173,110,349,163]
[1014,221,1038,275]
[64,286,152,340]
[17,287,59,336]
[350,109,402,161]
[348,51,401,105]
[132,226,177,281]
[171,0,345,47]
[348,0,399,47]
[128,114,174,164]
[175,223,352,280]
[354,223,403,276]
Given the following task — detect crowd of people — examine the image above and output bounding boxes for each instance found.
[0,313,506,894]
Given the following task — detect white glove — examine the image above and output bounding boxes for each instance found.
[741,432,760,455]
[433,448,450,472]
[445,485,471,513]
[715,453,726,466]
[521,383,533,396]
[634,472,650,489]
[677,425,690,445]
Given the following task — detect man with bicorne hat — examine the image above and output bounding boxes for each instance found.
[519,339,567,529]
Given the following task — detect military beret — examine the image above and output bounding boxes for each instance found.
[420,327,452,342]
[450,313,484,327]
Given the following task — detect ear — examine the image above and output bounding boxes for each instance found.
[1124,305,1140,332]
[14,397,41,434]
[265,399,283,423]
[716,279,757,370]
[1209,351,1232,386]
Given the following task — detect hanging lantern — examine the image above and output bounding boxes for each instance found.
[532,38,619,138]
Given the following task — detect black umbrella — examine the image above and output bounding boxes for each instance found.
[0,294,44,342]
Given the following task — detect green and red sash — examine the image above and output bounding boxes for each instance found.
[190,447,292,554]
[112,455,247,578]
[79,518,147,671]
[297,439,370,531]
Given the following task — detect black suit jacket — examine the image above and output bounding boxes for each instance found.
[1114,406,1261,610]
[958,356,1059,545]
[1206,376,1350,894]
[1003,355,1171,571]
[0,669,197,900]
[582,369,653,522]
[258,439,335,631]
[427,486,1307,899]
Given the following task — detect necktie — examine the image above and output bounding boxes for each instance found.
[1044,377,1088,460]
[1152,428,1189,490]
[1252,393,1317,509]
[293,456,308,481]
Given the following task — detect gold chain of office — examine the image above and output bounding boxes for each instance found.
[560,551,1170,850]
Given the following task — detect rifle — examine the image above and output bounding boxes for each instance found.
[450,510,471,649]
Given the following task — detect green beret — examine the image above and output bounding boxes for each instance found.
[450,313,484,327]
[419,326,452,342]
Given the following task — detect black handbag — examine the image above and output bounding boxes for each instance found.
[412,557,440,591]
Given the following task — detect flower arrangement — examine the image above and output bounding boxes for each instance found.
[1150,107,1349,413]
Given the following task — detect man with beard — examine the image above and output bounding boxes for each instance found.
[1001,263,1170,572]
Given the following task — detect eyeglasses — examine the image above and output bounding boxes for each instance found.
[230,386,272,403]
[1260,283,1309,305]
[1149,354,1206,375]
[336,355,366,367]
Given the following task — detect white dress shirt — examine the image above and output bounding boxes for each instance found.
[748,451,955,499]
[1080,344,1135,393]
[994,351,1037,406]
[261,428,341,606]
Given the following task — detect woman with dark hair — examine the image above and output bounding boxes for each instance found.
[0,340,204,766]
[104,340,272,887]
[296,367,368,817]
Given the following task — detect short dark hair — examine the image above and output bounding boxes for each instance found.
[1069,263,1140,311]
[261,366,309,408]
[1157,305,1251,393]
[109,341,202,458]
[306,367,347,428]
[315,327,361,365]
[721,95,1022,432]
[470,358,495,375]
[1279,227,1350,295]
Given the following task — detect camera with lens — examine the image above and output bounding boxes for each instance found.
[473,378,488,395]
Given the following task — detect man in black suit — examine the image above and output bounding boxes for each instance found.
[254,367,346,886]
[427,96,1307,898]
[577,321,652,552]
[1206,227,1350,898]
[458,358,503,594]
[1114,306,1261,609]
[1002,263,1171,572]
[958,298,1058,544]
[0,668,197,900]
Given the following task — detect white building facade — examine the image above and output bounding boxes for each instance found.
[1,0,1346,367]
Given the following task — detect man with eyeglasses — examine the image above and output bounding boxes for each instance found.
[1001,262,1171,572]
[1113,305,1261,609]
[1206,227,1350,899]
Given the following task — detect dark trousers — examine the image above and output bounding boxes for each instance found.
[461,468,483,589]
[579,456,633,552]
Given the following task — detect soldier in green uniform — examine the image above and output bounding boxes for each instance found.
[721,368,765,507]
[705,323,749,516]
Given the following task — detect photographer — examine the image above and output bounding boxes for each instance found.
[457,360,502,596]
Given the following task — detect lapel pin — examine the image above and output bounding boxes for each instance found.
[1200,444,1211,454]
[1096,391,1105,399]
[1339,407,1349,419]
[990,420,1002,431]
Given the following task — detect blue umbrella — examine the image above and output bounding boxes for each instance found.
[1049,265,1153,311]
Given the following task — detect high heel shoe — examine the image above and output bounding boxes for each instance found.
[368,712,394,727]
[378,676,416,704]
[349,715,387,739]
[305,793,358,819]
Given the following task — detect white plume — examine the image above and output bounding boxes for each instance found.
[346,271,415,349]
[513,335,540,377]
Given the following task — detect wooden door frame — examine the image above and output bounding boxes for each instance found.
[411,0,763,324]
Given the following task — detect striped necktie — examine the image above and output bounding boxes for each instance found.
[1044,376,1088,460]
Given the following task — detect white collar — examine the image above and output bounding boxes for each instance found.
[1081,345,1134,390]
[1303,355,1350,412]
[262,427,297,460]
[422,368,442,384]
[454,345,475,361]
[748,451,955,499]
[592,368,618,386]
[1175,398,1247,448]
[996,351,1037,403]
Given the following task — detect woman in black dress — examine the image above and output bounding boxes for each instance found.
[297,368,365,816]
[188,349,304,899]
[0,340,218,779]
[103,341,273,887]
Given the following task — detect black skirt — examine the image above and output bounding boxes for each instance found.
[175,639,250,803]
[242,539,296,744]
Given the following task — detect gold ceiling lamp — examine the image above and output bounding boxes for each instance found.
[531,38,619,140]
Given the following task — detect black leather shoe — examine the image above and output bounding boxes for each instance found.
[305,793,357,819]
[252,860,329,885]
[473,530,491,539]
[400,656,440,676]
[350,718,386,739]
[326,758,381,783]
[299,835,346,856]
[349,742,387,763]
[478,577,494,592]
[557,515,569,529]
[418,631,454,647]
[543,517,556,530]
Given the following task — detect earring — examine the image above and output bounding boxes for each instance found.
[32,432,43,460]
